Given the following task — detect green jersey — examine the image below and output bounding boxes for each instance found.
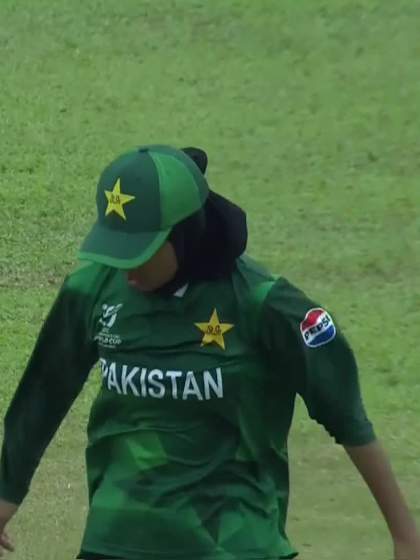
[0,256,375,560]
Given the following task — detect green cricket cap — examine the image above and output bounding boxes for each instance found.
[79,144,209,269]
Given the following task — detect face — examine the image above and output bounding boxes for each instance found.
[127,242,178,293]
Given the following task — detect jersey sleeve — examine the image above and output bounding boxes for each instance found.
[0,272,99,505]
[259,277,376,446]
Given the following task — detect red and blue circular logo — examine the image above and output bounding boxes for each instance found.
[300,308,336,348]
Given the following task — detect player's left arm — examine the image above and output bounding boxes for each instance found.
[344,441,420,560]
[260,278,420,559]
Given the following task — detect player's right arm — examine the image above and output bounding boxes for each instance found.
[0,500,17,555]
[0,264,101,551]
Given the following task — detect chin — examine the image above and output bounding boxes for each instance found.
[127,280,158,293]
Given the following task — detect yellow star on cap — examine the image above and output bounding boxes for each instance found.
[104,178,136,221]
[195,309,234,350]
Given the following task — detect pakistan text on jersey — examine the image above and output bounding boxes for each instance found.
[100,359,224,400]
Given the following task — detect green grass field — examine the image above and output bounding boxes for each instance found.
[1,1,420,558]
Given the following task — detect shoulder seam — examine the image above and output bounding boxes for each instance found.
[248,280,276,341]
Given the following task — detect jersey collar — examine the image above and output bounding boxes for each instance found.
[173,284,189,298]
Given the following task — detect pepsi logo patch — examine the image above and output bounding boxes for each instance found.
[300,308,336,348]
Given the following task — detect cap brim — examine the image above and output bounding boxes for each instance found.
[78,222,171,269]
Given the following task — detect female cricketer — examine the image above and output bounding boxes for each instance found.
[0,145,419,559]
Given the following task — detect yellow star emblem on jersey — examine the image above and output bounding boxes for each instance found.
[104,178,136,221]
[195,309,234,350]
